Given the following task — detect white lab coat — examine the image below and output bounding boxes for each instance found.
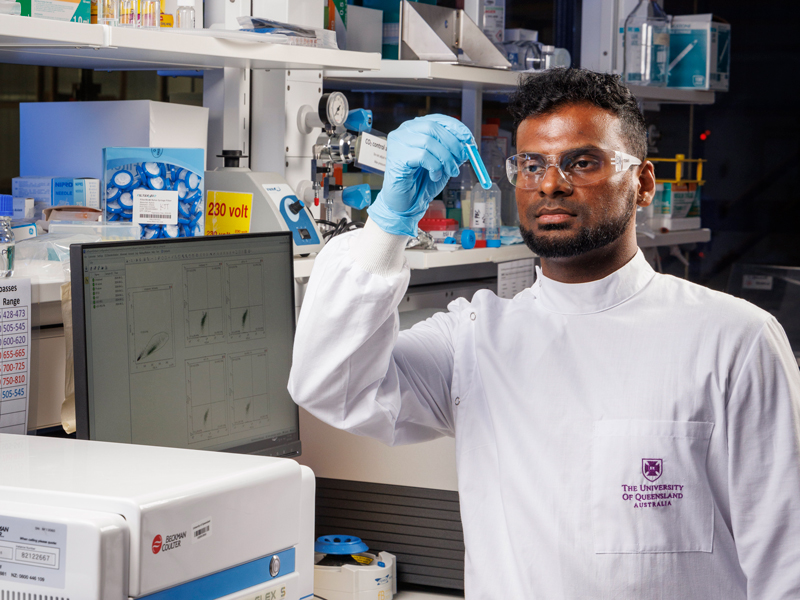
[289,221,800,599]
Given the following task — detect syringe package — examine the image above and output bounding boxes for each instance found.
[102,147,205,239]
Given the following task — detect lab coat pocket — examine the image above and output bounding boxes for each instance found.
[591,419,714,554]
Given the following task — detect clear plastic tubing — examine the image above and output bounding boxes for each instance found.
[465,143,492,190]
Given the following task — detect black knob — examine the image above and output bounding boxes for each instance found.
[289,200,304,215]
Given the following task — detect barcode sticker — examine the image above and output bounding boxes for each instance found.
[133,189,179,225]
[192,517,212,543]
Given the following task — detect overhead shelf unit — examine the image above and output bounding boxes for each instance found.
[325,60,520,93]
[325,59,715,104]
[0,14,382,71]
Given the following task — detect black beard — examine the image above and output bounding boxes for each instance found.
[519,190,636,259]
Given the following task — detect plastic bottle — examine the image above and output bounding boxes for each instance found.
[622,0,670,87]
[0,195,15,278]
[176,0,195,29]
[471,182,501,245]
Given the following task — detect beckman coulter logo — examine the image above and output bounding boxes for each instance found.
[642,458,663,482]
[152,530,187,555]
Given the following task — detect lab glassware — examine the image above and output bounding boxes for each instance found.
[0,0,21,15]
[622,0,670,87]
[176,0,195,28]
[140,0,160,28]
[118,0,136,26]
[97,0,119,25]
[0,195,15,278]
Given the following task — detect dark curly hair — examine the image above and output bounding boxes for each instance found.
[508,68,647,160]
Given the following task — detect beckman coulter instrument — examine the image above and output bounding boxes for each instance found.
[0,434,315,600]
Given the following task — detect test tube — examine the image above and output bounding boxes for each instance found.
[465,143,492,190]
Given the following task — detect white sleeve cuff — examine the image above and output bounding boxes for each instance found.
[349,219,408,277]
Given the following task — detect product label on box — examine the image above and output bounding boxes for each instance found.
[0,514,67,589]
[204,191,253,235]
[32,0,90,22]
[483,0,505,43]
[133,189,179,225]
[742,275,773,291]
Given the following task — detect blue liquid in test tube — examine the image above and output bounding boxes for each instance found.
[465,143,493,190]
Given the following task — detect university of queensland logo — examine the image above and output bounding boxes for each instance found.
[150,148,164,158]
[642,458,663,482]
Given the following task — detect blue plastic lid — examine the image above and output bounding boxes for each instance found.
[0,194,12,217]
[315,535,369,555]
[460,229,476,250]
[486,239,502,248]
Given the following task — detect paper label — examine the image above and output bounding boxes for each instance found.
[0,279,31,435]
[742,274,773,291]
[472,201,487,228]
[134,189,179,225]
[192,517,212,543]
[204,191,253,235]
[498,258,535,299]
[0,514,67,589]
[356,133,387,174]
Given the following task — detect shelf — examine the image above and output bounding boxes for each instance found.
[628,85,715,105]
[637,228,711,248]
[293,229,711,277]
[324,60,520,93]
[0,15,381,71]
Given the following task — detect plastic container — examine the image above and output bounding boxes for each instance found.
[140,0,160,28]
[97,0,119,25]
[175,0,195,28]
[0,0,22,15]
[622,0,670,87]
[0,195,15,278]
[418,218,459,242]
[471,182,501,242]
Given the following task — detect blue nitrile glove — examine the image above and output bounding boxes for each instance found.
[368,114,474,237]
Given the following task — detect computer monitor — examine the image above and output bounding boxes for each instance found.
[70,232,301,457]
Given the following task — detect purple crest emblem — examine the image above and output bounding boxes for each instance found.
[642,458,663,482]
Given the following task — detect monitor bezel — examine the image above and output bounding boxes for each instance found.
[70,231,300,457]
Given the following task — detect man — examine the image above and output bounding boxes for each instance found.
[289,69,800,598]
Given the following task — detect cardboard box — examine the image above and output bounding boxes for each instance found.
[16,0,90,21]
[668,14,730,91]
[649,182,702,232]
[20,101,209,180]
[12,177,100,208]
[345,5,383,53]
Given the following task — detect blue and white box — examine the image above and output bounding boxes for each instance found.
[668,14,730,91]
[11,177,101,208]
[103,147,205,239]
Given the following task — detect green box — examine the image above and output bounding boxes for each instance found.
[16,0,90,22]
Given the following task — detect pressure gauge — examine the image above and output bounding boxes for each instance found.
[318,92,349,128]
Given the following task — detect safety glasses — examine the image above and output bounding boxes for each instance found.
[506,148,642,189]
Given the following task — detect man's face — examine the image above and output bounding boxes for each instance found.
[515,103,643,259]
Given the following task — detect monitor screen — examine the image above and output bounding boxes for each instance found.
[71,232,300,457]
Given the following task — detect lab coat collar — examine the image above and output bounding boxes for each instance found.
[533,249,655,315]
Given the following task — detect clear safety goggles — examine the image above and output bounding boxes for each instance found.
[506,148,642,189]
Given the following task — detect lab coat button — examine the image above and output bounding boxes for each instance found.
[470,312,476,321]
[454,397,461,405]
